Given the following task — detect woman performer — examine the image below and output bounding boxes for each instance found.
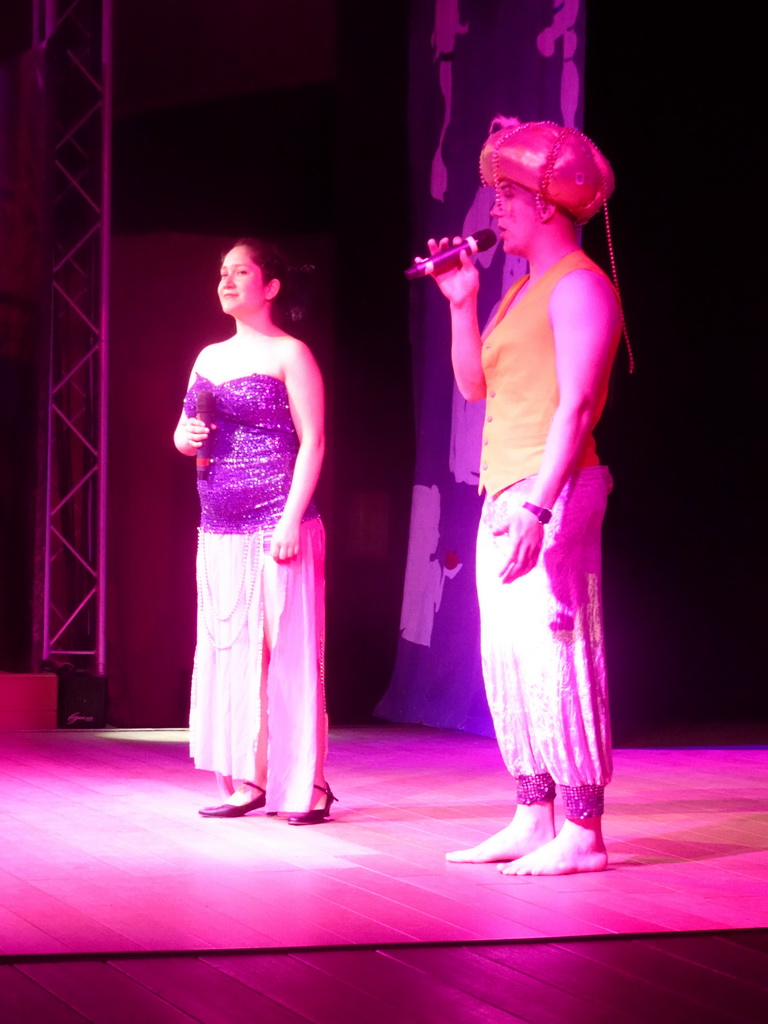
[174,238,334,825]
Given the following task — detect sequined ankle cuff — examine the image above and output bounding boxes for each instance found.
[516,773,556,805]
[561,784,604,820]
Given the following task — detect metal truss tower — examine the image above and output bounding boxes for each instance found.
[35,0,112,675]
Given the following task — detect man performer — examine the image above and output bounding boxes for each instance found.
[425,119,621,875]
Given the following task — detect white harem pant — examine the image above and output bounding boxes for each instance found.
[477,467,613,818]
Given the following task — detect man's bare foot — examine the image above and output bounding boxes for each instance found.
[499,817,607,876]
[446,803,556,863]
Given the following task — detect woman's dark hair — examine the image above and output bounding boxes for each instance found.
[224,237,314,328]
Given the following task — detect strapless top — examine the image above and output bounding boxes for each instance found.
[183,373,318,533]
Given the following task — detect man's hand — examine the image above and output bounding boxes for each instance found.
[492,507,544,583]
[422,236,480,306]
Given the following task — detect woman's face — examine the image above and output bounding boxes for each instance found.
[218,245,278,318]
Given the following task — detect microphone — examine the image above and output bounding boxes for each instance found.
[195,390,215,481]
[404,229,496,280]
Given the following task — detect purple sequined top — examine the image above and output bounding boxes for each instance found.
[184,373,318,534]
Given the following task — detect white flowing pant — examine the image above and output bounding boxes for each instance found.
[189,518,326,813]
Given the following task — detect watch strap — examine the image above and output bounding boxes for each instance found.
[522,501,552,524]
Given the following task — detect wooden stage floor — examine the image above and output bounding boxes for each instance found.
[1,725,767,1021]
[2,724,768,955]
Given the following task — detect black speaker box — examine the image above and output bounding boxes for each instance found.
[57,672,107,728]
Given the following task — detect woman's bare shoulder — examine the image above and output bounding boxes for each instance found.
[275,334,317,368]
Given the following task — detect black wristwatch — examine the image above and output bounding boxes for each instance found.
[522,501,552,524]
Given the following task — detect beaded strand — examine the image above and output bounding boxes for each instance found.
[602,200,635,374]
[198,530,264,651]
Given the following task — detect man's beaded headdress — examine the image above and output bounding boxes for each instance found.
[479,117,614,225]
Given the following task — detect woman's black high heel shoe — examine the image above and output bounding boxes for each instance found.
[286,784,337,825]
[199,783,266,818]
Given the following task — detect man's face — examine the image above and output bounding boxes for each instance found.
[491,181,540,256]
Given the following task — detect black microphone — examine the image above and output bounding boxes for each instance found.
[404,229,496,280]
[195,390,215,481]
